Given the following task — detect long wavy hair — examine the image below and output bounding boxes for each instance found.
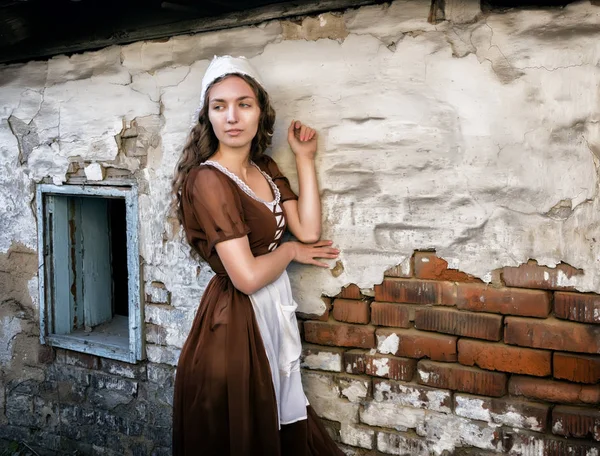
[170,73,276,230]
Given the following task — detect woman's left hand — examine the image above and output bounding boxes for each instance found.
[287,120,318,160]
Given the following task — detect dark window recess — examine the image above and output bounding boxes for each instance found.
[46,194,128,337]
[109,198,129,318]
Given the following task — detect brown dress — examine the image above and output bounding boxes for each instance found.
[173,155,344,456]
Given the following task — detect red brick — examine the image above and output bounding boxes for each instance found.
[503,429,600,455]
[509,376,600,405]
[414,307,502,341]
[552,405,600,441]
[456,283,550,318]
[458,339,551,376]
[343,350,366,374]
[376,328,457,362]
[297,297,331,322]
[414,252,480,282]
[504,316,600,354]
[304,321,375,349]
[370,302,411,328]
[384,259,413,278]
[501,262,583,291]
[553,352,600,384]
[454,394,549,432]
[417,360,507,397]
[335,284,364,300]
[374,279,456,305]
[554,292,600,324]
[332,299,370,324]
[365,353,416,381]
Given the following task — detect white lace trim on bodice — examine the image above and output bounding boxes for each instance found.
[202,160,281,207]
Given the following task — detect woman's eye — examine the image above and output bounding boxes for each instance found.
[212,105,224,111]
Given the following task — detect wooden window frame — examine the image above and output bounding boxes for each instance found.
[36,183,144,363]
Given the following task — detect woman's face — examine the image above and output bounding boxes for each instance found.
[207,75,261,152]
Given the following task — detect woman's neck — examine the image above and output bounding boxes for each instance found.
[210,145,252,176]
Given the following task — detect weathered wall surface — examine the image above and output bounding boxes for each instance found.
[2,0,600,319]
[300,253,600,455]
[1,0,599,454]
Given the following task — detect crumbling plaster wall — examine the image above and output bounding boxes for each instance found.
[1,0,599,364]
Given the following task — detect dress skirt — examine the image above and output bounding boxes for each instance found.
[172,274,344,456]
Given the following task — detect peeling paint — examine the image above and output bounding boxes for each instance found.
[340,379,368,403]
[340,423,374,449]
[377,332,399,355]
[373,380,451,413]
[0,0,599,363]
[372,357,389,376]
[301,351,342,372]
[0,1,599,454]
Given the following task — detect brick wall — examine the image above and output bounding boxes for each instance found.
[1,347,174,455]
[300,252,600,455]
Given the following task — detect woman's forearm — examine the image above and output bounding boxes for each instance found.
[295,156,321,242]
[216,240,296,295]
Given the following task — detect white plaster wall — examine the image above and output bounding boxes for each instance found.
[1,0,599,325]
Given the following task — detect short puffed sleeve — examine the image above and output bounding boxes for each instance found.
[257,155,299,203]
[185,166,251,253]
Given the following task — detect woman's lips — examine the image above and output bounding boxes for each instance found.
[226,129,243,136]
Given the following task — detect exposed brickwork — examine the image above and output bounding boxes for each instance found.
[372,378,452,412]
[458,339,551,376]
[332,299,370,324]
[414,307,503,341]
[414,251,479,282]
[454,394,549,432]
[504,316,600,354]
[456,283,551,318]
[553,352,600,384]
[417,360,507,397]
[297,297,331,321]
[501,262,583,291]
[343,350,366,374]
[376,328,457,361]
[552,405,600,441]
[509,376,600,405]
[370,302,411,327]
[554,292,600,324]
[383,260,413,278]
[304,321,375,349]
[3,348,174,456]
[299,252,600,454]
[504,429,600,455]
[365,353,416,381]
[335,284,364,300]
[374,278,455,305]
[301,345,344,372]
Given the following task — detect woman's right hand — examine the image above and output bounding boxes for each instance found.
[290,240,340,268]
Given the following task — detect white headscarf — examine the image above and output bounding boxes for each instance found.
[191,55,265,126]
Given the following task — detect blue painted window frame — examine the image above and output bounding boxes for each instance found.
[36,183,144,363]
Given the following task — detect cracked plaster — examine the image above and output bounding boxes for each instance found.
[0,0,599,319]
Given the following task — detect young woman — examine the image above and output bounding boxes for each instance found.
[171,56,343,455]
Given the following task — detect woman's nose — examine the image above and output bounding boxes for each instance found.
[227,106,238,123]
